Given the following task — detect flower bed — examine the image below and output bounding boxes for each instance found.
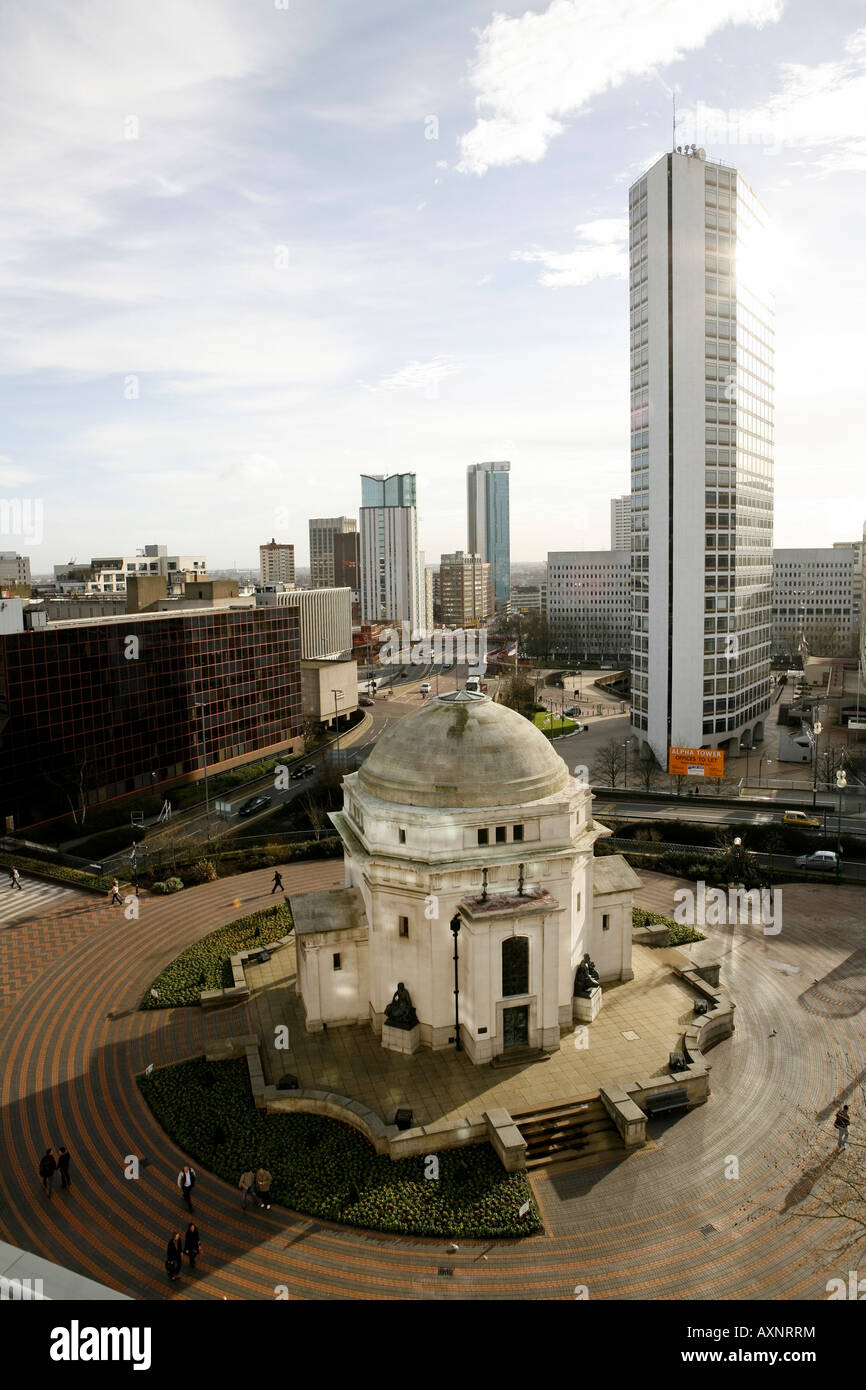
[138,1056,541,1239]
[0,852,115,894]
[141,903,293,1009]
[633,907,705,947]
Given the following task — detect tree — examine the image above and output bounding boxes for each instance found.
[635,746,661,791]
[300,792,330,841]
[497,673,537,720]
[591,740,625,789]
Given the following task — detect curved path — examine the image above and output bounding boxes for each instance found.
[0,864,862,1300]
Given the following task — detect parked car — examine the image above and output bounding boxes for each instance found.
[782,810,820,827]
[795,850,838,870]
[238,795,272,816]
[359,696,374,706]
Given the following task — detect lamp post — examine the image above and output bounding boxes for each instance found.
[811,718,823,808]
[449,913,462,1051]
[740,742,751,783]
[836,768,847,878]
[621,739,632,789]
[333,689,344,755]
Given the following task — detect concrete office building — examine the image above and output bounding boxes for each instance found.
[53,544,206,596]
[359,474,424,630]
[259,538,295,587]
[512,583,547,616]
[439,551,492,628]
[467,462,510,606]
[0,605,302,827]
[772,545,862,659]
[610,496,632,551]
[310,517,357,589]
[0,552,31,588]
[256,584,352,661]
[629,149,774,763]
[547,552,630,658]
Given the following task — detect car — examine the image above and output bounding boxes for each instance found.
[301,764,315,776]
[783,810,820,828]
[359,696,374,706]
[238,795,272,816]
[290,768,306,780]
[419,682,431,694]
[564,706,582,718]
[795,850,838,870]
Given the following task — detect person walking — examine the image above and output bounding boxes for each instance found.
[165,1231,184,1282]
[184,1222,202,1270]
[109,879,123,906]
[38,1147,57,1198]
[834,1104,851,1150]
[271,871,284,895]
[9,865,23,891]
[57,1145,72,1190]
[238,1168,256,1210]
[177,1164,196,1211]
[255,1165,272,1209]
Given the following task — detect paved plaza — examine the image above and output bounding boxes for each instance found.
[0,860,863,1299]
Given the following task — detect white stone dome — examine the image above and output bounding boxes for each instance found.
[357,690,570,809]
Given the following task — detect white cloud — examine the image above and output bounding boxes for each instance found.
[371,356,464,393]
[514,218,628,287]
[681,28,866,172]
[457,0,783,174]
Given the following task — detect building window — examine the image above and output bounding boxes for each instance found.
[513,824,524,842]
[576,892,581,912]
[602,914,610,931]
[477,828,489,845]
[495,826,506,844]
[502,936,529,997]
[398,828,406,844]
[332,953,342,970]
[398,916,409,938]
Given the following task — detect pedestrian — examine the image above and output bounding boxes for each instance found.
[184,1222,202,1270]
[109,879,123,906]
[271,871,284,894]
[177,1163,196,1211]
[255,1164,272,1209]
[165,1231,183,1282]
[9,865,23,891]
[834,1104,851,1150]
[57,1145,72,1190]
[238,1168,256,1210]
[39,1147,57,1198]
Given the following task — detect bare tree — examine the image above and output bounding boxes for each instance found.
[300,792,329,841]
[635,746,661,791]
[591,740,625,789]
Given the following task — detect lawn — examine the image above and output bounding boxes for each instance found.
[533,711,577,737]
[139,1056,541,1239]
[142,902,293,1008]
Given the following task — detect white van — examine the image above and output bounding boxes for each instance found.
[419,682,431,694]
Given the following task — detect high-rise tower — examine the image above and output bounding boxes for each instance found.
[467,462,510,606]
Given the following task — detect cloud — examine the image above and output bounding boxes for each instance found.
[456,0,783,174]
[370,356,464,393]
[514,218,628,286]
[681,28,866,172]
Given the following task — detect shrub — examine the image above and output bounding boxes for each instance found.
[151,881,170,895]
[138,1056,541,1239]
[165,877,185,893]
[142,903,294,1008]
[0,853,115,894]
[632,907,704,947]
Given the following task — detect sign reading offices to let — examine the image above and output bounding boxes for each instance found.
[668,747,725,778]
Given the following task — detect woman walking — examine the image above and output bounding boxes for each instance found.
[165,1231,183,1282]
[184,1222,202,1270]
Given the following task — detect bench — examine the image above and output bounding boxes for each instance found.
[644,1089,690,1119]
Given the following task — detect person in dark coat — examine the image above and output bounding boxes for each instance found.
[184,1222,202,1269]
[165,1232,183,1282]
[57,1145,72,1190]
[271,871,284,894]
[39,1147,57,1198]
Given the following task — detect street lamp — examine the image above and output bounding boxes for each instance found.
[836,768,847,877]
[621,739,632,789]
[449,913,462,1051]
[811,719,823,809]
[333,689,344,756]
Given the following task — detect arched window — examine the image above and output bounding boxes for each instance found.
[501,936,529,997]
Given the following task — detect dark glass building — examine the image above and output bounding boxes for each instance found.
[0,606,302,827]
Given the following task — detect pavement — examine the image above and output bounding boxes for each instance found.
[1,858,864,1299]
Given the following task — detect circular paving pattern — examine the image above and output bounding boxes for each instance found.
[0,865,862,1300]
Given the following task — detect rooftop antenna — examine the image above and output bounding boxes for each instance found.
[672,92,676,152]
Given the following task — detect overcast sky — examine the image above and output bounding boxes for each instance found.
[1,0,864,572]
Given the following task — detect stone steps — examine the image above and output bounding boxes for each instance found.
[511,1096,624,1170]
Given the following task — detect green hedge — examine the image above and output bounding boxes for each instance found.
[142,903,293,1008]
[632,907,704,947]
[138,1057,541,1239]
[0,852,116,894]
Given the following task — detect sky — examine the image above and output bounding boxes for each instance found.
[1,0,864,572]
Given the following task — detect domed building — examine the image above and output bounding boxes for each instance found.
[292,690,639,1064]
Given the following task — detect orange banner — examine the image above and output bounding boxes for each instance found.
[668,747,725,778]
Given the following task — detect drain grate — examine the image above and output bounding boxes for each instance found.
[700,1224,716,1236]
[437,1267,455,1277]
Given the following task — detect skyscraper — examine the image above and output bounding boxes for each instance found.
[309,516,357,588]
[467,462,510,606]
[439,551,492,628]
[259,538,295,586]
[629,149,773,766]
[610,495,631,551]
[359,474,423,628]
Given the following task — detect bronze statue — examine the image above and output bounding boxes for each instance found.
[384,981,418,1030]
[573,953,601,995]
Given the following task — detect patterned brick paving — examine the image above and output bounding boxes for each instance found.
[0,863,862,1300]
